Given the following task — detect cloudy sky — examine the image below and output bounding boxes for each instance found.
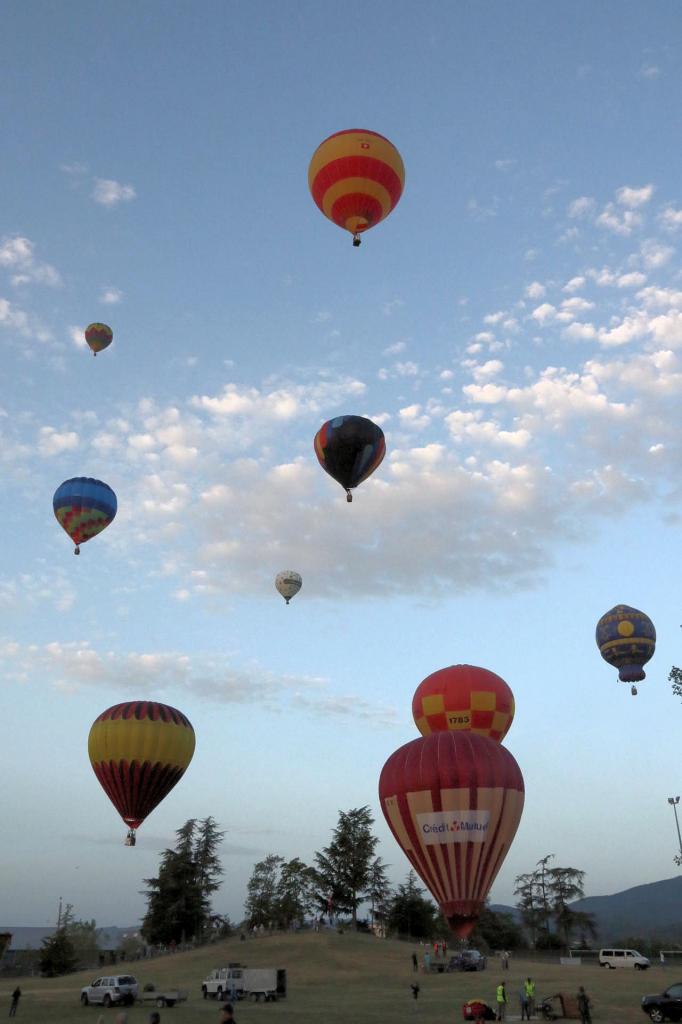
[2,0,682,929]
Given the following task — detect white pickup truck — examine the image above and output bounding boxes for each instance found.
[202,965,287,1002]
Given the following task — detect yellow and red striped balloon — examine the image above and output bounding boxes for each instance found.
[308,129,405,245]
[88,701,195,842]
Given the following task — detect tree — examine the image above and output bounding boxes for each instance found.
[276,858,317,929]
[313,807,379,928]
[387,871,439,939]
[141,817,225,945]
[514,855,596,951]
[548,865,592,949]
[39,929,77,976]
[245,854,284,928]
[468,903,526,951]
[367,857,393,934]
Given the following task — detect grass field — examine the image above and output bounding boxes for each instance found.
[0,932,672,1023]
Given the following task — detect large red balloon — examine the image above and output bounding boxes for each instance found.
[379,732,524,938]
[412,665,515,742]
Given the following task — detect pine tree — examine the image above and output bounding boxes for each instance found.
[141,818,225,945]
[39,929,78,977]
[313,806,379,928]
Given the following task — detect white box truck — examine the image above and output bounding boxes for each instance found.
[202,965,287,1002]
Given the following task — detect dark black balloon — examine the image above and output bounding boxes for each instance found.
[314,415,386,501]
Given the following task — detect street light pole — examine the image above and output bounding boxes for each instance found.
[668,797,682,866]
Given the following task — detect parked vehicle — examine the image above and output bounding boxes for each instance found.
[80,976,139,1007]
[600,947,650,970]
[202,965,287,1002]
[137,986,188,1008]
[447,950,487,972]
[641,981,682,1022]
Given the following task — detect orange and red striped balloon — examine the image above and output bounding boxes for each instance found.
[379,732,525,938]
[308,129,405,245]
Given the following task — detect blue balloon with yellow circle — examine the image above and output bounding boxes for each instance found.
[596,604,656,691]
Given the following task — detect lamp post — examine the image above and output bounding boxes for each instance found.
[668,797,682,866]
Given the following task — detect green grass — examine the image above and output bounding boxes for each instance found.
[0,933,672,1023]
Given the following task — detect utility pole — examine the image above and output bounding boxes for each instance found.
[668,797,682,866]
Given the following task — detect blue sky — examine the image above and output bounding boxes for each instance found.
[2,0,682,928]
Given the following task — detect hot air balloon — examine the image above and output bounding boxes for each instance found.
[53,477,117,554]
[379,731,524,938]
[88,701,196,845]
[596,604,656,696]
[308,129,405,246]
[314,415,385,502]
[412,665,515,742]
[275,570,302,605]
[84,322,113,356]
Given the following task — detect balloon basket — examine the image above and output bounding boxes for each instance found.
[352,234,361,247]
[124,829,136,847]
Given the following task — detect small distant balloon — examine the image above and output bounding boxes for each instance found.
[84,322,113,356]
[308,129,405,246]
[53,477,117,554]
[412,664,515,742]
[275,570,302,605]
[314,415,386,502]
[596,604,656,695]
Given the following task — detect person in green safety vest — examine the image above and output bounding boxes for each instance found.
[495,981,507,1021]
[524,977,536,1018]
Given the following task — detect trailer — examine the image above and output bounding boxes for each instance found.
[137,988,188,1008]
[202,965,287,1002]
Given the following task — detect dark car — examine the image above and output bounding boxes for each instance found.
[641,981,682,1022]
[447,950,487,972]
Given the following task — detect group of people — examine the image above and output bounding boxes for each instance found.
[492,978,591,1023]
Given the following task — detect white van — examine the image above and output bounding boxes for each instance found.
[599,948,650,970]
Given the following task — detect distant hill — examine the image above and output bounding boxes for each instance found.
[492,875,682,942]
[572,875,682,941]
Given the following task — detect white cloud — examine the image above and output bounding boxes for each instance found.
[641,239,674,269]
[531,303,557,325]
[100,287,123,304]
[525,281,546,300]
[494,158,516,171]
[616,184,654,208]
[616,272,647,289]
[0,236,61,287]
[563,276,586,294]
[568,197,595,218]
[383,341,406,356]
[0,640,397,724]
[639,64,660,79]
[483,311,506,325]
[659,206,682,232]
[38,426,79,456]
[92,178,137,206]
[596,203,641,236]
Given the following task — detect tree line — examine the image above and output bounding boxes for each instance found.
[46,810,667,976]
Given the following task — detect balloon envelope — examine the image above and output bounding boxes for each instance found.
[275,570,302,604]
[412,665,515,742]
[314,415,385,500]
[379,732,524,938]
[85,322,113,355]
[88,701,195,833]
[53,477,117,553]
[596,604,656,683]
[308,129,405,243]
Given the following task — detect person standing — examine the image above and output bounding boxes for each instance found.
[660,950,666,968]
[410,982,420,1012]
[423,949,431,973]
[496,981,507,1021]
[524,977,536,1017]
[412,951,418,972]
[576,986,591,1024]
[519,984,530,1021]
[8,988,20,1017]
